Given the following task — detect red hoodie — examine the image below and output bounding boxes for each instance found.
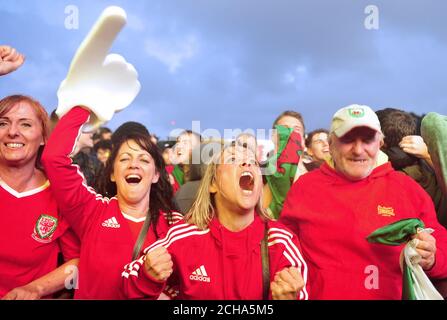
[122,215,309,300]
[279,162,447,300]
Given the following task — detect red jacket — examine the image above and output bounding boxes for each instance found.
[280,162,447,300]
[122,215,309,300]
[41,107,182,299]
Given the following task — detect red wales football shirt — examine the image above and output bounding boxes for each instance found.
[0,179,80,298]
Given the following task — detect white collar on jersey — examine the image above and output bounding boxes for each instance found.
[0,178,50,198]
[121,211,146,223]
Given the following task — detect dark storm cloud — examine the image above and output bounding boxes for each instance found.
[1,0,446,139]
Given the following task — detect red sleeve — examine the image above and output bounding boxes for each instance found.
[277,181,301,237]
[417,188,447,279]
[41,107,106,239]
[58,227,81,261]
[121,254,166,299]
[268,223,309,300]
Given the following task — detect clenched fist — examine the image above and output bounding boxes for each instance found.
[0,45,25,76]
[144,246,173,282]
[270,267,304,300]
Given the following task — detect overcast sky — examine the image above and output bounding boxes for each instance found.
[1,0,446,139]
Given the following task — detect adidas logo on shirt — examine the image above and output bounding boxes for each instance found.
[189,265,211,283]
[101,217,121,228]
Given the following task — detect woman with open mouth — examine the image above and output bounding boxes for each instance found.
[41,106,182,299]
[123,143,309,300]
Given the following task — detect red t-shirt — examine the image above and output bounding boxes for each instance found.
[0,180,80,298]
[122,213,145,242]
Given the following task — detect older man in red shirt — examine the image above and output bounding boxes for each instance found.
[280,104,447,299]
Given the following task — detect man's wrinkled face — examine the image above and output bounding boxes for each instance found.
[329,127,383,181]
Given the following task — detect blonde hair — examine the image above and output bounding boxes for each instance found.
[185,143,272,230]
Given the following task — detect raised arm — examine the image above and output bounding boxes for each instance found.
[41,107,105,238]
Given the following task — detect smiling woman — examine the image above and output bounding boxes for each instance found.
[0,95,80,300]
[122,144,309,300]
[41,106,182,299]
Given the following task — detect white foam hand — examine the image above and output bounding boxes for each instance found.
[56,6,141,131]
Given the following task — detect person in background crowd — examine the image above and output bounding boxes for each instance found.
[280,104,447,299]
[0,95,79,300]
[92,127,112,145]
[376,108,446,227]
[49,110,59,133]
[263,110,307,218]
[123,143,308,300]
[304,129,330,164]
[168,130,202,193]
[94,139,113,166]
[157,140,176,167]
[99,127,112,141]
[150,134,159,146]
[71,127,102,191]
[174,141,221,213]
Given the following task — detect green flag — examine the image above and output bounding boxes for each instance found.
[367,218,443,300]
[172,165,185,186]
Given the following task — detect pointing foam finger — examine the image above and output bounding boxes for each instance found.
[68,6,127,74]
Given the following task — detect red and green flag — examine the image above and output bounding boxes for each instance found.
[172,164,185,186]
[265,125,303,219]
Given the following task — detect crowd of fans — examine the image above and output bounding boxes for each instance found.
[1,45,446,300]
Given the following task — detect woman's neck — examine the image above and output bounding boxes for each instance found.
[215,202,255,232]
[118,197,150,219]
[0,163,46,192]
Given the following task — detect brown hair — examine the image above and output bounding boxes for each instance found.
[305,128,329,148]
[376,108,417,148]
[272,110,305,133]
